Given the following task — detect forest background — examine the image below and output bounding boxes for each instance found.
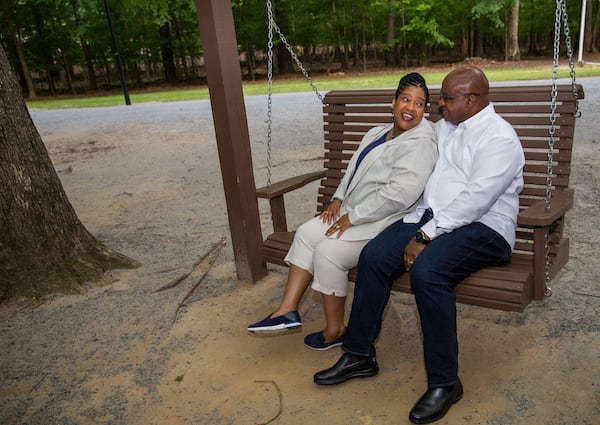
[2,0,600,100]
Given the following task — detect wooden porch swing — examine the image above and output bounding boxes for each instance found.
[256,0,584,312]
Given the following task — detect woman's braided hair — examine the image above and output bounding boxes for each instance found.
[395,72,429,106]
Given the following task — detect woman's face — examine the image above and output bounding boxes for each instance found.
[391,85,427,134]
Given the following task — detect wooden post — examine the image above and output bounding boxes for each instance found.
[194,0,267,282]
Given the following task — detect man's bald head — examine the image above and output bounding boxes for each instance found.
[445,66,489,105]
[438,66,490,124]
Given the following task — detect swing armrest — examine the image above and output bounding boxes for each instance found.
[518,188,574,227]
[256,170,326,233]
[256,170,326,199]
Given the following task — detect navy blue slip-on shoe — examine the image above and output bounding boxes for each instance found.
[304,331,344,351]
[247,311,302,332]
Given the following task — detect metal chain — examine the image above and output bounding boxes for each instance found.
[548,1,561,211]
[545,0,571,297]
[544,0,563,297]
[543,1,581,297]
[266,0,274,186]
[560,0,580,115]
[265,0,323,186]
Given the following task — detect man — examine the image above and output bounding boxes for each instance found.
[313,66,525,424]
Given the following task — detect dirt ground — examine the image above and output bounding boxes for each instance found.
[1,69,599,424]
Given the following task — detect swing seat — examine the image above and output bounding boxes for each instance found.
[257,84,584,312]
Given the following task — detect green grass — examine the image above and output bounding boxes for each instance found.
[26,64,600,110]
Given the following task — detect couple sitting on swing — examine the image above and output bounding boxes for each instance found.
[248,66,524,424]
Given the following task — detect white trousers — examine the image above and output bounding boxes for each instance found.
[284,216,369,297]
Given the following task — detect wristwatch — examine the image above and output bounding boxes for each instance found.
[414,230,430,245]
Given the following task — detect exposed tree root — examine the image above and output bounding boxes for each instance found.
[254,380,283,425]
[155,236,226,293]
[165,237,227,325]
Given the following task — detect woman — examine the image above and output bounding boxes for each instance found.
[248,73,438,350]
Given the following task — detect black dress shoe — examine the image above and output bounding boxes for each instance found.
[409,378,463,424]
[314,353,379,385]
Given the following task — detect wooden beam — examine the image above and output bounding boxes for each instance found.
[194,0,267,282]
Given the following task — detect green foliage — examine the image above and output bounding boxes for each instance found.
[232,0,267,51]
[401,3,454,48]
[472,0,506,29]
[0,0,593,93]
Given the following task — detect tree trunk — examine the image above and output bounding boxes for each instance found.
[593,1,600,53]
[275,0,294,74]
[243,36,256,81]
[81,39,98,91]
[461,21,469,58]
[128,62,142,86]
[401,0,408,68]
[69,0,97,90]
[352,1,359,67]
[1,0,37,98]
[528,0,539,55]
[59,48,76,95]
[385,2,395,66]
[341,3,349,70]
[362,4,367,72]
[475,24,484,57]
[103,61,112,86]
[584,0,593,53]
[172,13,189,80]
[159,21,178,82]
[370,11,377,61]
[469,20,474,57]
[0,44,139,301]
[507,0,520,61]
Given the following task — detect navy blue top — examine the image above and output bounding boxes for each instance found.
[347,131,388,187]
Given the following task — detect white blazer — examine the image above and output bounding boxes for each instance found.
[331,118,438,241]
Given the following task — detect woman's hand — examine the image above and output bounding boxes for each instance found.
[326,213,352,238]
[319,199,342,225]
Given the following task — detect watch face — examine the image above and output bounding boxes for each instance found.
[415,231,428,244]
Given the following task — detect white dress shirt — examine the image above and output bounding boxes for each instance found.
[403,103,525,249]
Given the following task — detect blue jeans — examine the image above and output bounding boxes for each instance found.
[342,215,512,387]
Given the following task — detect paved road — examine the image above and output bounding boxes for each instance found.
[30,76,599,152]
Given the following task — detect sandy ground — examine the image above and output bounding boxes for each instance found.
[1,76,599,425]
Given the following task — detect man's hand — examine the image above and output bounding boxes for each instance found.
[404,238,427,270]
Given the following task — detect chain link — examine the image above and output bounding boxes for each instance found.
[543,228,553,297]
[265,0,323,186]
